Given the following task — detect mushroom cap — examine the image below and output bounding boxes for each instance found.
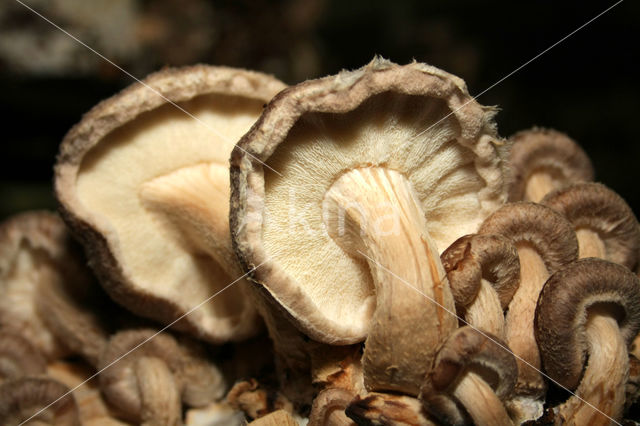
[542,182,640,271]
[0,211,92,360]
[427,326,517,400]
[0,331,47,382]
[535,258,640,390]
[55,65,286,343]
[230,57,507,343]
[478,202,579,273]
[441,234,520,309]
[0,377,80,425]
[507,128,594,201]
[99,328,224,422]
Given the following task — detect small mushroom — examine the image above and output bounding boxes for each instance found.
[441,234,520,338]
[346,392,434,425]
[55,65,286,343]
[507,128,594,202]
[0,331,46,383]
[541,182,640,270]
[0,377,80,425]
[99,329,225,424]
[47,360,128,425]
[535,258,640,425]
[421,326,517,426]
[231,58,507,396]
[0,211,93,360]
[226,378,294,421]
[478,202,578,408]
[309,388,356,426]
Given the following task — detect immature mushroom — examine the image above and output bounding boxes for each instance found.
[346,392,434,425]
[0,377,80,425]
[231,58,507,395]
[0,331,46,383]
[421,326,517,426]
[478,202,578,412]
[441,234,520,338]
[0,211,93,360]
[47,360,128,425]
[55,65,286,343]
[535,258,640,425]
[542,182,640,270]
[99,329,225,424]
[507,128,594,202]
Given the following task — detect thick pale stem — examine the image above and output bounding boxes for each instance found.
[575,228,606,259]
[524,172,554,202]
[505,244,548,399]
[555,314,627,426]
[453,371,513,426]
[323,167,457,395]
[139,162,238,276]
[465,279,505,339]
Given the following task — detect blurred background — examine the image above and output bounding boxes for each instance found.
[1,0,638,219]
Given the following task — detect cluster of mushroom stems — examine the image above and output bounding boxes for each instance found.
[1,59,639,425]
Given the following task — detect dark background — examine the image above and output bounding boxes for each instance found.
[1,0,638,219]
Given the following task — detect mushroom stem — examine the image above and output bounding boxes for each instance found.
[453,371,513,426]
[555,312,627,425]
[505,243,548,395]
[465,279,505,339]
[140,162,237,274]
[323,167,457,395]
[524,171,555,202]
[575,228,606,259]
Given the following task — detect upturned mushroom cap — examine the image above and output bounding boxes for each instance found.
[0,377,80,425]
[421,326,517,425]
[0,331,46,383]
[0,211,93,360]
[441,233,519,309]
[230,57,507,344]
[99,329,225,423]
[507,128,594,202]
[535,258,640,390]
[542,182,640,270]
[478,202,578,399]
[55,65,287,343]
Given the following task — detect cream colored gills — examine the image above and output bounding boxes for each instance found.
[262,93,489,335]
[76,93,263,318]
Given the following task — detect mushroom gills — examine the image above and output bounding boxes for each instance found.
[323,166,457,395]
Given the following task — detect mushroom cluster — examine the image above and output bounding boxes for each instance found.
[1,59,639,425]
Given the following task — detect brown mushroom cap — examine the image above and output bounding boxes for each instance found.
[535,258,640,390]
[99,329,225,422]
[230,57,507,344]
[507,128,594,202]
[421,326,517,425]
[0,377,80,425]
[0,211,93,360]
[441,233,520,309]
[542,182,640,271]
[478,202,579,273]
[308,388,355,426]
[55,65,286,343]
[0,331,47,383]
